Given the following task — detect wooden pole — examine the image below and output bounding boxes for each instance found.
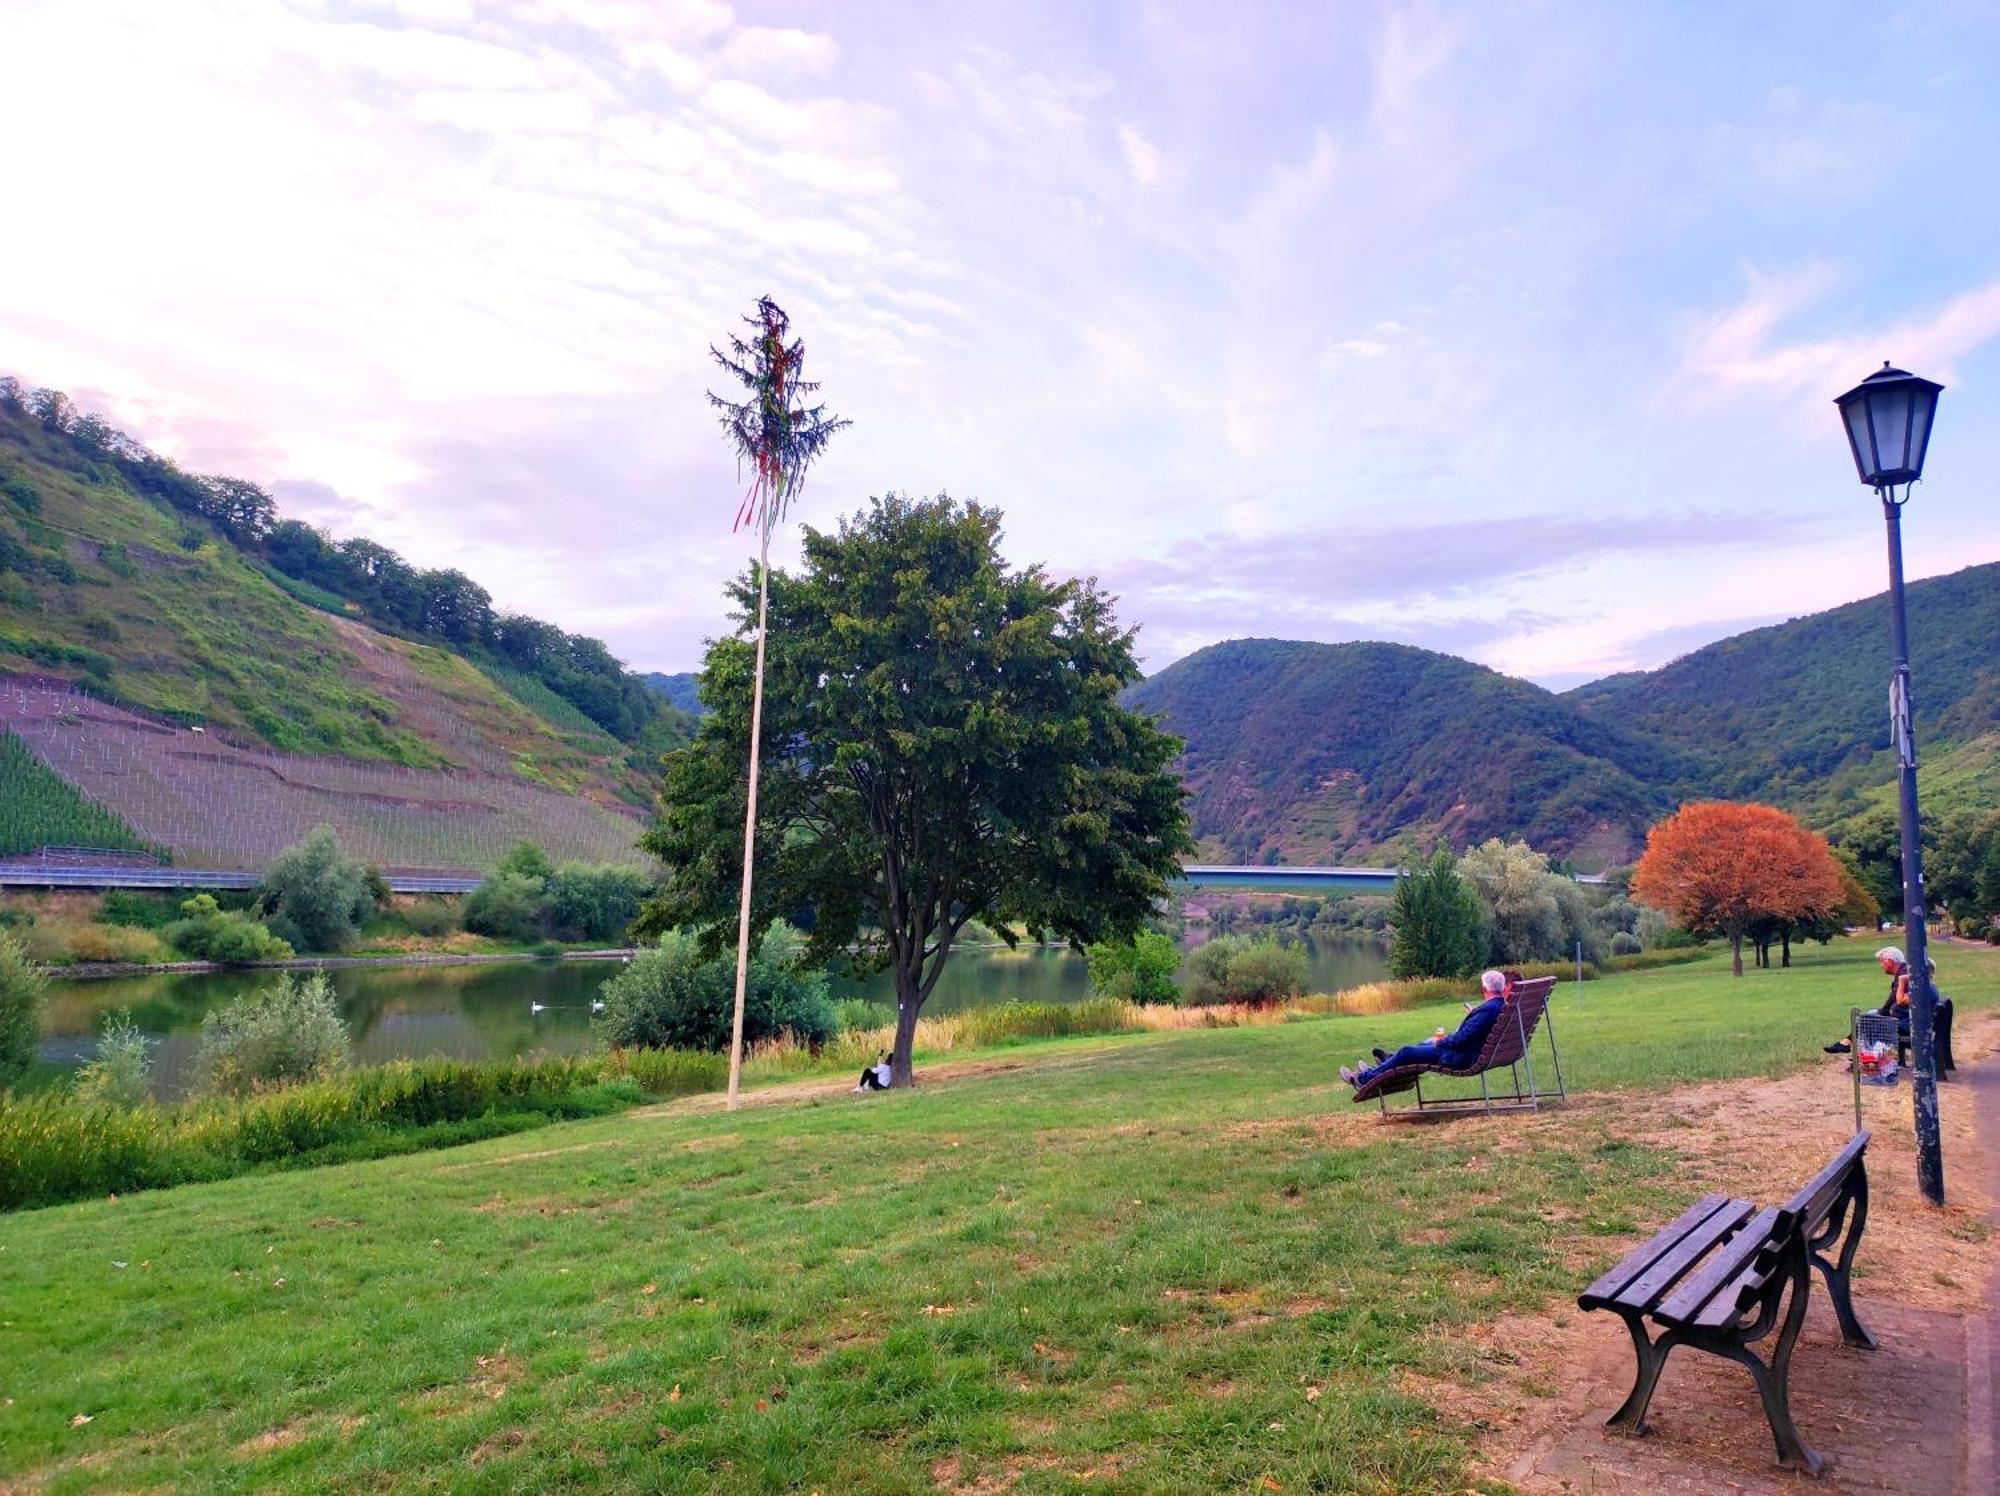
[725,523,772,1111]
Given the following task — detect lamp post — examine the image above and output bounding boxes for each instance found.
[1834,361,1946,1205]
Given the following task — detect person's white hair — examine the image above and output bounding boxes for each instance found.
[1481,969,1507,994]
[1875,946,1906,966]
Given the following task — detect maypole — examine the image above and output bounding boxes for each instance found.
[707,297,848,1109]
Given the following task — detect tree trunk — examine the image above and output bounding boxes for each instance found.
[889,974,922,1088]
[1781,929,1792,968]
[1731,931,1743,978]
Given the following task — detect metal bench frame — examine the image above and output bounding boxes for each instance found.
[1350,976,1567,1116]
[1577,1133,1873,1477]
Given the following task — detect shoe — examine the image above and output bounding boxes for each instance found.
[1823,1041,1851,1055]
[1339,1065,1359,1085]
[1372,1047,1389,1061]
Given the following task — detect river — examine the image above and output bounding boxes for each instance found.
[38,936,1390,1096]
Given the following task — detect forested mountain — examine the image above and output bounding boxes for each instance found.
[640,671,706,717]
[1126,640,1684,867]
[1565,561,2000,826]
[0,379,686,869]
[1129,564,1999,869]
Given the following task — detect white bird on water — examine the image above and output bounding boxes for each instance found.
[530,1001,547,1014]
[590,999,605,1013]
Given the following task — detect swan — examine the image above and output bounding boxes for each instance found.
[529,1001,547,1014]
[590,999,605,1013]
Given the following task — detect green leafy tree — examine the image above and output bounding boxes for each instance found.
[193,973,349,1096]
[497,841,555,883]
[165,894,294,964]
[1389,845,1485,979]
[0,932,47,1087]
[258,825,376,952]
[1087,929,1182,1004]
[544,864,652,944]
[1458,838,1565,963]
[461,874,548,942]
[74,1012,152,1108]
[596,927,834,1053]
[638,494,1192,1086]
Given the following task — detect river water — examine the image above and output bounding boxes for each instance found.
[39,936,1390,1096]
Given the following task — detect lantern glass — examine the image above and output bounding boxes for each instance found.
[1834,364,1943,488]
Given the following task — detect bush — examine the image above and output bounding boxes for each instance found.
[401,897,458,937]
[193,973,350,1096]
[0,933,45,1087]
[1087,929,1181,1004]
[1609,931,1642,956]
[596,926,836,1052]
[544,864,651,944]
[462,873,547,942]
[99,890,184,930]
[1182,935,1308,1005]
[73,1012,152,1108]
[258,826,376,952]
[165,894,293,964]
[830,997,893,1034]
[1390,846,1486,978]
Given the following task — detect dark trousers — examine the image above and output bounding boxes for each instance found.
[857,1067,889,1091]
[1358,1041,1446,1086]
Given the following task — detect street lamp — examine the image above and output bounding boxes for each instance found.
[1834,361,1946,1206]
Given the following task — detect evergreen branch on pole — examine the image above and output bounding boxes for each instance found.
[707,296,848,1109]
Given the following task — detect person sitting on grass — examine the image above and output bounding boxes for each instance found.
[853,1051,893,1092]
[1341,969,1511,1088]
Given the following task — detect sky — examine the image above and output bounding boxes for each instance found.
[4,1,1998,689]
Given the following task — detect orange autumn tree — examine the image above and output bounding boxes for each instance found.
[1633,801,1848,978]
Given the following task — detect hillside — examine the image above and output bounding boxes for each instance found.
[1566,560,2000,824]
[1126,639,1683,867]
[1129,566,1998,869]
[0,389,681,871]
[641,670,706,717]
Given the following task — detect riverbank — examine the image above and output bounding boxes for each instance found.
[4,938,1993,1492]
[45,947,644,981]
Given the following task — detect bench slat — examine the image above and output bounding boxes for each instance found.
[1607,1201,1757,1311]
[1781,1131,1868,1233]
[1654,1206,1789,1329]
[1577,1193,1743,1311]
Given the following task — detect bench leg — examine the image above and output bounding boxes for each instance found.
[1605,1313,1671,1434]
[1812,1170,1877,1350]
[1706,1261,1824,1476]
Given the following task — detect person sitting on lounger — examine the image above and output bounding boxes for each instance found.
[1341,969,1510,1088]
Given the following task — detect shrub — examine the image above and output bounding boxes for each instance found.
[462,873,547,942]
[1182,935,1308,1005]
[543,864,651,944]
[401,897,458,937]
[959,998,1135,1046]
[73,1012,152,1108]
[830,997,893,1034]
[1087,929,1181,1004]
[596,926,836,1052]
[258,826,375,952]
[99,890,183,930]
[1609,931,1642,956]
[193,973,349,1096]
[0,933,45,1087]
[165,894,293,964]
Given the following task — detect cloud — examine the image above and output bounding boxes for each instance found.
[1118,123,1165,186]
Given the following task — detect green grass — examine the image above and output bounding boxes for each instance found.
[0,731,162,859]
[0,938,1994,1492]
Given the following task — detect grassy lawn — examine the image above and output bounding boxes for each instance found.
[2,937,1995,1493]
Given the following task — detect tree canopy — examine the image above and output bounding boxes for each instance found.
[638,494,1192,1083]
[1632,801,1847,976]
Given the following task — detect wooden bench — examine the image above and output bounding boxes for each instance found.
[1348,975,1565,1114]
[1576,1133,1873,1476]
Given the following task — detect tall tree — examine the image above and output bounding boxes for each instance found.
[705,296,849,1108]
[638,494,1192,1086]
[1389,844,1486,979]
[1632,801,1847,977]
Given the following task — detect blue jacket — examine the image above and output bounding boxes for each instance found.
[1440,995,1505,1066]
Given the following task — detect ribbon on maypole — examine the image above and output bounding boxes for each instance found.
[708,297,848,1108]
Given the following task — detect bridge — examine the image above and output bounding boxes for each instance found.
[1182,864,1604,887]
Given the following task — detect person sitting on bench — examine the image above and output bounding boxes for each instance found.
[1341,969,1510,1088]
[1824,947,1928,1054]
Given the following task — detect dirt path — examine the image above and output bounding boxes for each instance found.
[1449,1010,2000,1494]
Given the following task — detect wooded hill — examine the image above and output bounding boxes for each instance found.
[1129,562,1999,869]
[0,382,688,869]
